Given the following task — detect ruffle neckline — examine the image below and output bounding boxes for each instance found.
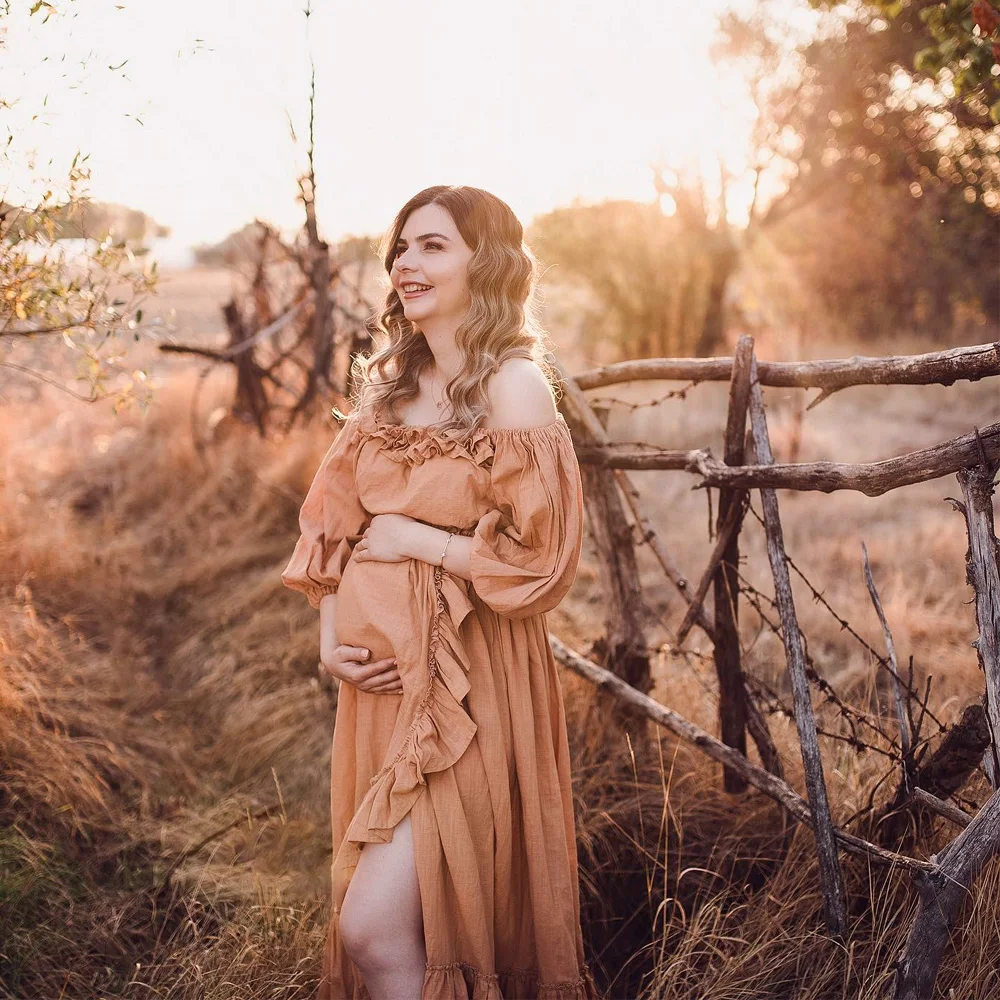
[354,407,569,468]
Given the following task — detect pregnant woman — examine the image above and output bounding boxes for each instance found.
[281,184,601,1000]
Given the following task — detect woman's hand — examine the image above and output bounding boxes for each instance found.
[352,513,419,563]
[320,643,402,694]
[354,512,478,578]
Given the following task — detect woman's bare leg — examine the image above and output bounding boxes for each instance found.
[338,810,426,999]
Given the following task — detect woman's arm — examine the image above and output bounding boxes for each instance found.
[407,525,475,581]
[318,591,342,661]
[281,412,369,609]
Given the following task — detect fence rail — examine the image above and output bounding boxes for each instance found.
[576,420,1000,496]
[574,340,1000,392]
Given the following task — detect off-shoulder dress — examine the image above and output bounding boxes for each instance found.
[281,404,601,1000]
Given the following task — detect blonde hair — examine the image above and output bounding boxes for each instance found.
[349,185,560,434]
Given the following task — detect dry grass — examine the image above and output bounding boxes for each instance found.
[1,296,998,997]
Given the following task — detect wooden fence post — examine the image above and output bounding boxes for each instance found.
[892,786,1000,1000]
[673,335,782,783]
[956,452,1000,786]
[553,358,652,734]
[747,352,848,939]
[712,333,753,792]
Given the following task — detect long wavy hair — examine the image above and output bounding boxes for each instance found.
[348,185,561,435]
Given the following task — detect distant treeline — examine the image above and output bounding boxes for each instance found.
[0,198,167,244]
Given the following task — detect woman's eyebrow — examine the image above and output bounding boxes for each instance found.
[396,232,452,244]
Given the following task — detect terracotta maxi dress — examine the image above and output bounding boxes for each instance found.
[281,404,601,1000]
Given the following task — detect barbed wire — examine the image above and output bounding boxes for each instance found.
[637,575,907,761]
[588,380,701,414]
[743,500,946,733]
[735,577,900,754]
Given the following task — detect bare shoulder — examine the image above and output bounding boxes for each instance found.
[485,357,558,430]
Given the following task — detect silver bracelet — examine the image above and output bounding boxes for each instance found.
[439,531,454,567]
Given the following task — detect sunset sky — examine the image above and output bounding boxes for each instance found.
[1,0,806,247]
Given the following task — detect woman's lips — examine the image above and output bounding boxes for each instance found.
[402,286,432,299]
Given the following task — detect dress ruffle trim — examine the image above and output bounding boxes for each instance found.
[422,961,603,999]
[355,407,572,468]
[357,408,496,467]
[337,960,602,999]
[344,564,479,844]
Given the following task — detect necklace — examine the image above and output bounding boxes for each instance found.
[429,377,448,410]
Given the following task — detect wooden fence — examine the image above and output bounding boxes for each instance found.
[551,337,1000,1000]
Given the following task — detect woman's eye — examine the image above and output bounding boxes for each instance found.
[396,242,443,255]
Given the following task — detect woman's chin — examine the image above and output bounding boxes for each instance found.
[403,303,436,320]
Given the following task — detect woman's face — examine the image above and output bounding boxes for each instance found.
[390,203,474,327]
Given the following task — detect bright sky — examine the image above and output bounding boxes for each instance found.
[1,0,793,247]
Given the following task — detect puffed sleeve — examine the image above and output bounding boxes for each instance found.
[468,417,585,620]
[281,411,369,609]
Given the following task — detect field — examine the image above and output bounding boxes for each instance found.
[2,264,998,998]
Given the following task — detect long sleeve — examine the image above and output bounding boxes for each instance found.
[281,412,369,609]
[469,417,585,620]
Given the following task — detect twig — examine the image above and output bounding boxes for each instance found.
[862,540,913,784]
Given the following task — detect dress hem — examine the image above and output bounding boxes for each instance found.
[423,960,603,999]
[325,959,603,999]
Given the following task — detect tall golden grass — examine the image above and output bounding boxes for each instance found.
[1,337,997,998]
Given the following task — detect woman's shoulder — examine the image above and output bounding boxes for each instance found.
[484,358,558,431]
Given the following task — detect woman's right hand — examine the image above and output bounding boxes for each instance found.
[320,644,402,694]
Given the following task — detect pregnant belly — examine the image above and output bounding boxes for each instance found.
[334,554,414,662]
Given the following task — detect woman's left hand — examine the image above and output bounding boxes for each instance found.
[353,513,418,563]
